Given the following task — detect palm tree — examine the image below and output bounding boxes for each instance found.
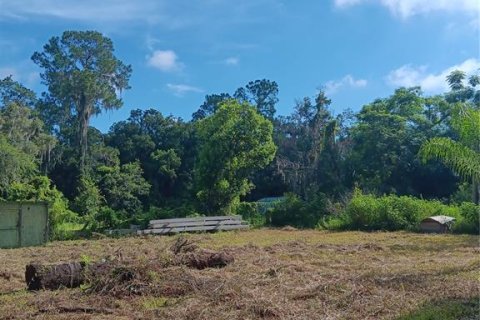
[419,137,480,204]
[419,71,480,204]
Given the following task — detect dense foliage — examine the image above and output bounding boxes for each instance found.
[1,30,478,238]
[323,190,478,234]
[195,100,276,214]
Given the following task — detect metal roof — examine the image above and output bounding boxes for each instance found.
[421,215,456,225]
[257,197,285,203]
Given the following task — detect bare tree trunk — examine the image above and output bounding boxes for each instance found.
[473,180,479,205]
[79,114,88,173]
[78,95,91,174]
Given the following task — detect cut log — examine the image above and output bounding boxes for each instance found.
[25,262,134,291]
[25,262,85,290]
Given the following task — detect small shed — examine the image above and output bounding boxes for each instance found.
[0,202,49,248]
[420,215,455,233]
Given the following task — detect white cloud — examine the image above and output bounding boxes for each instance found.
[335,0,364,8]
[145,35,162,52]
[386,58,480,93]
[224,57,239,66]
[0,0,162,22]
[325,74,367,95]
[166,83,203,96]
[333,0,478,18]
[386,64,427,88]
[147,50,183,72]
[470,17,480,30]
[0,0,285,29]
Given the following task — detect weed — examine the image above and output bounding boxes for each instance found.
[142,297,171,310]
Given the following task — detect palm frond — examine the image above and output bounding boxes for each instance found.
[451,104,480,150]
[419,137,480,181]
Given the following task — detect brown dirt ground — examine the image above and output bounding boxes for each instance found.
[0,230,478,319]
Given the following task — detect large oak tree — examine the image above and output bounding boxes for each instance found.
[32,31,132,172]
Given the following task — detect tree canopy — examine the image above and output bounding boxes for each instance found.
[195,100,276,214]
[32,30,132,172]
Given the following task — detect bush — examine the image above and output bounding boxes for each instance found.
[323,190,477,233]
[5,176,79,239]
[267,193,328,228]
[53,222,84,240]
[453,202,480,234]
[91,207,127,231]
[235,202,265,228]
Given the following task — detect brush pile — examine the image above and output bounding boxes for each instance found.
[25,237,234,296]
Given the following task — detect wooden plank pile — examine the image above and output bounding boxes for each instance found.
[138,215,249,235]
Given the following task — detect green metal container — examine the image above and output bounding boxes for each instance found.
[0,202,49,248]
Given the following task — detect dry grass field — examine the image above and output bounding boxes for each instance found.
[0,230,479,319]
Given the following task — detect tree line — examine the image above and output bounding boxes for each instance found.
[0,30,478,236]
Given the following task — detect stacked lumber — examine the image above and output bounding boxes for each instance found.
[138,215,249,235]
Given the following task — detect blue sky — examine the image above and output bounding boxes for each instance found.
[0,0,478,132]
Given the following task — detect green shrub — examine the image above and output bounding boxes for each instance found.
[267,193,328,228]
[453,202,479,234]
[53,222,84,240]
[235,202,265,228]
[324,190,476,233]
[92,207,127,231]
[320,216,348,230]
[5,176,79,239]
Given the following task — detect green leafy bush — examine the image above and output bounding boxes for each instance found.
[96,162,151,217]
[5,176,78,239]
[73,176,105,231]
[235,202,265,228]
[323,190,478,233]
[91,207,127,231]
[267,193,329,228]
[453,202,480,234]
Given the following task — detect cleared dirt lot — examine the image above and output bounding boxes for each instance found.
[0,230,479,319]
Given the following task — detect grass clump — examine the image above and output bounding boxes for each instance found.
[142,297,172,310]
[397,298,480,320]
